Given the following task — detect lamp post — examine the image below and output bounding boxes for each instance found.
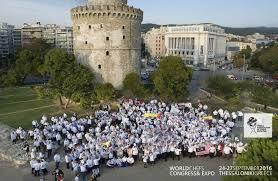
[241,54,246,80]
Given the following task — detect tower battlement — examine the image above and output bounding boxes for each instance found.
[88,0,127,6]
[71,5,143,21]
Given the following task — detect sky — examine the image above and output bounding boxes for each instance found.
[0,0,278,27]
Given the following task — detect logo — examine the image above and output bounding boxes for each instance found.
[244,113,272,138]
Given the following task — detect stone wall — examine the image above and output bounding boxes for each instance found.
[71,3,143,89]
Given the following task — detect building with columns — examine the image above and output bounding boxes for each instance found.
[165,24,226,67]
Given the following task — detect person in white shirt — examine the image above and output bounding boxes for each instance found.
[149,153,155,165]
[127,156,135,165]
[10,131,17,144]
[75,174,80,181]
[223,145,233,158]
[209,145,216,158]
[40,159,48,175]
[56,133,62,145]
[46,141,53,158]
[236,143,247,154]
[174,147,182,161]
[54,153,61,169]
[80,162,87,181]
[65,154,71,169]
[143,154,148,168]
[30,159,37,175]
[132,145,139,162]
[34,160,41,177]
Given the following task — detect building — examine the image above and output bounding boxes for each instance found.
[227,41,256,52]
[246,33,271,45]
[143,27,167,57]
[71,0,143,89]
[43,24,57,46]
[0,22,14,67]
[21,22,44,47]
[43,24,73,53]
[165,24,226,67]
[12,28,22,54]
[225,33,245,42]
[55,26,73,54]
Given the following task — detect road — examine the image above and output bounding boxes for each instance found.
[188,67,268,97]
[0,156,233,181]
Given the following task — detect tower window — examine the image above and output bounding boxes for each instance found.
[100,24,103,28]
[122,26,125,30]
[89,25,91,29]
[98,65,101,69]
[123,35,126,40]
[78,26,80,30]
[85,41,88,44]
[106,37,109,41]
[106,51,109,56]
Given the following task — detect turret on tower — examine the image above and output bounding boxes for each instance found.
[88,0,127,5]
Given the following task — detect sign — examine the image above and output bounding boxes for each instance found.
[144,113,161,119]
[203,116,213,121]
[244,113,272,138]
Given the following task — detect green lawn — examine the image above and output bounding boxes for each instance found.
[0,86,87,129]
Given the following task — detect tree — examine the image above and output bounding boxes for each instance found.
[14,49,35,83]
[151,56,192,101]
[92,83,116,103]
[2,70,19,87]
[207,76,237,99]
[40,48,94,108]
[240,45,252,59]
[233,46,252,68]
[224,139,278,181]
[233,54,245,68]
[13,39,51,84]
[251,86,273,109]
[40,48,76,105]
[250,43,278,76]
[258,46,278,74]
[123,73,148,98]
[61,64,93,109]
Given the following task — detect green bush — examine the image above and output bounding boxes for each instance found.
[151,56,192,102]
[207,76,237,99]
[92,83,117,103]
[123,73,148,99]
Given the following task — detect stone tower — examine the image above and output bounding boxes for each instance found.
[71,0,143,89]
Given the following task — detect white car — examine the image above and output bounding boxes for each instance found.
[253,76,264,81]
[227,75,237,80]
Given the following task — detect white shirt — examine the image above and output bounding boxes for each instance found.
[132,147,138,155]
[54,154,61,162]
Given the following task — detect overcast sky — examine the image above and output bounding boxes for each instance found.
[1,0,278,27]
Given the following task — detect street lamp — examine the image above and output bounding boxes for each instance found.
[241,54,246,80]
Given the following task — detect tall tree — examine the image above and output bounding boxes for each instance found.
[123,73,148,98]
[151,56,192,101]
[61,64,93,108]
[40,48,76,106]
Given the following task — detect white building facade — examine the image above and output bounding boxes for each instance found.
[0,22,14,67]
[165,24,226,67]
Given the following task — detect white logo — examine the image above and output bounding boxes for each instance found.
[244,113,272,138]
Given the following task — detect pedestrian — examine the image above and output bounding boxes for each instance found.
[54,153,61,169]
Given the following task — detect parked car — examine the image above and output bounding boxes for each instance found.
[227,74,237,80]
[273,75,278,81]
[253,76,264,81]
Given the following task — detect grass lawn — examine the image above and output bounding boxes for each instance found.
[0,86,88,129]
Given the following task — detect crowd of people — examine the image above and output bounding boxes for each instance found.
[10,99,247,180]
